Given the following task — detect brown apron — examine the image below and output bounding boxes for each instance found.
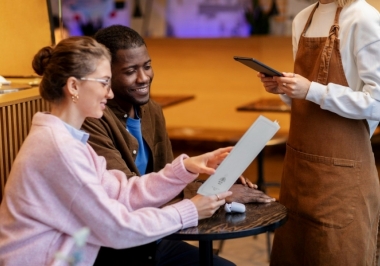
[270,4,380,266]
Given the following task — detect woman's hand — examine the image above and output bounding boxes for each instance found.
[183,147,233,175]
[257,72,285,94]
[273,72,311,99]
[190,191,233,220]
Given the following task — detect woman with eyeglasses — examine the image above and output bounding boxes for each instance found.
[0,36,234,266]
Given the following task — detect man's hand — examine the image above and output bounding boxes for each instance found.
[226,184,275,203]
[237,176,256,189]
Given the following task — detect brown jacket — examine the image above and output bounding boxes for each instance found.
[83,99,173,176]
[82,99,191,265]
[82,99,200,204]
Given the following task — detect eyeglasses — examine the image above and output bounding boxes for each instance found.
[80,77,111,93]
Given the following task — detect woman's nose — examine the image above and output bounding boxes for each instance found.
[106,88,114,99]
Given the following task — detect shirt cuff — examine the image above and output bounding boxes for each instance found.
[305,81,326,105]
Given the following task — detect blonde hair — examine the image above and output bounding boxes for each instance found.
[335,0,355,7]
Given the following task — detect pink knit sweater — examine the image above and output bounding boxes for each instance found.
[0,112,198,266]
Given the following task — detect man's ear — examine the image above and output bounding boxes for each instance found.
[66,76,79,96]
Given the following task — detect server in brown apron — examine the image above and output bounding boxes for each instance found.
[259,0,380,265]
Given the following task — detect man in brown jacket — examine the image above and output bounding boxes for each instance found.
[82,25,274,266]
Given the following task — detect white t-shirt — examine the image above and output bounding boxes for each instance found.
[282,0,380,136]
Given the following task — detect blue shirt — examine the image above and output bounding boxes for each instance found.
[126,116,150,175]
[63,122,89,144]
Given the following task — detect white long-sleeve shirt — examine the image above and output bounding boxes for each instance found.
[282,0,380,136]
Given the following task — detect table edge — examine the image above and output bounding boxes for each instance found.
[165,216,288,241]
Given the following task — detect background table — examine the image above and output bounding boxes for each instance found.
[237,97,290,113]
[151,94,194,108]
[165,201,287,266]
[0,84,32,94]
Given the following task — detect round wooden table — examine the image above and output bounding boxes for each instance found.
[165,201,287,266]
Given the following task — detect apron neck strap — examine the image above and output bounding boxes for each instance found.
[301,3,343,37]
[301,2,319,36]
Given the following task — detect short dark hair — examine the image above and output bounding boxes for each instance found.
[94,25,146,63]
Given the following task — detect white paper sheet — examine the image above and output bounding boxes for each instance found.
[197,115,280,196]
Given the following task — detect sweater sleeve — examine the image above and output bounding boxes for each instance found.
[11,121,199,250]
[97,152,198,209]
[67,151,199,248]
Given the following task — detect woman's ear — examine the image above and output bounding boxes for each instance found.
[66,76,79,96]
[64,77,80,103]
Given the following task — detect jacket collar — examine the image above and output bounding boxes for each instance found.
[106,98,146,121]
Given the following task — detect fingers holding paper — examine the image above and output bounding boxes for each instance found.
[183,147,233,175]
[191,191,233,220]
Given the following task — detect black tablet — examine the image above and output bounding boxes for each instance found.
[233,56,284,77]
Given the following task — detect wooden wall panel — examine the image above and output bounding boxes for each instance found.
[0,90,50,201]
